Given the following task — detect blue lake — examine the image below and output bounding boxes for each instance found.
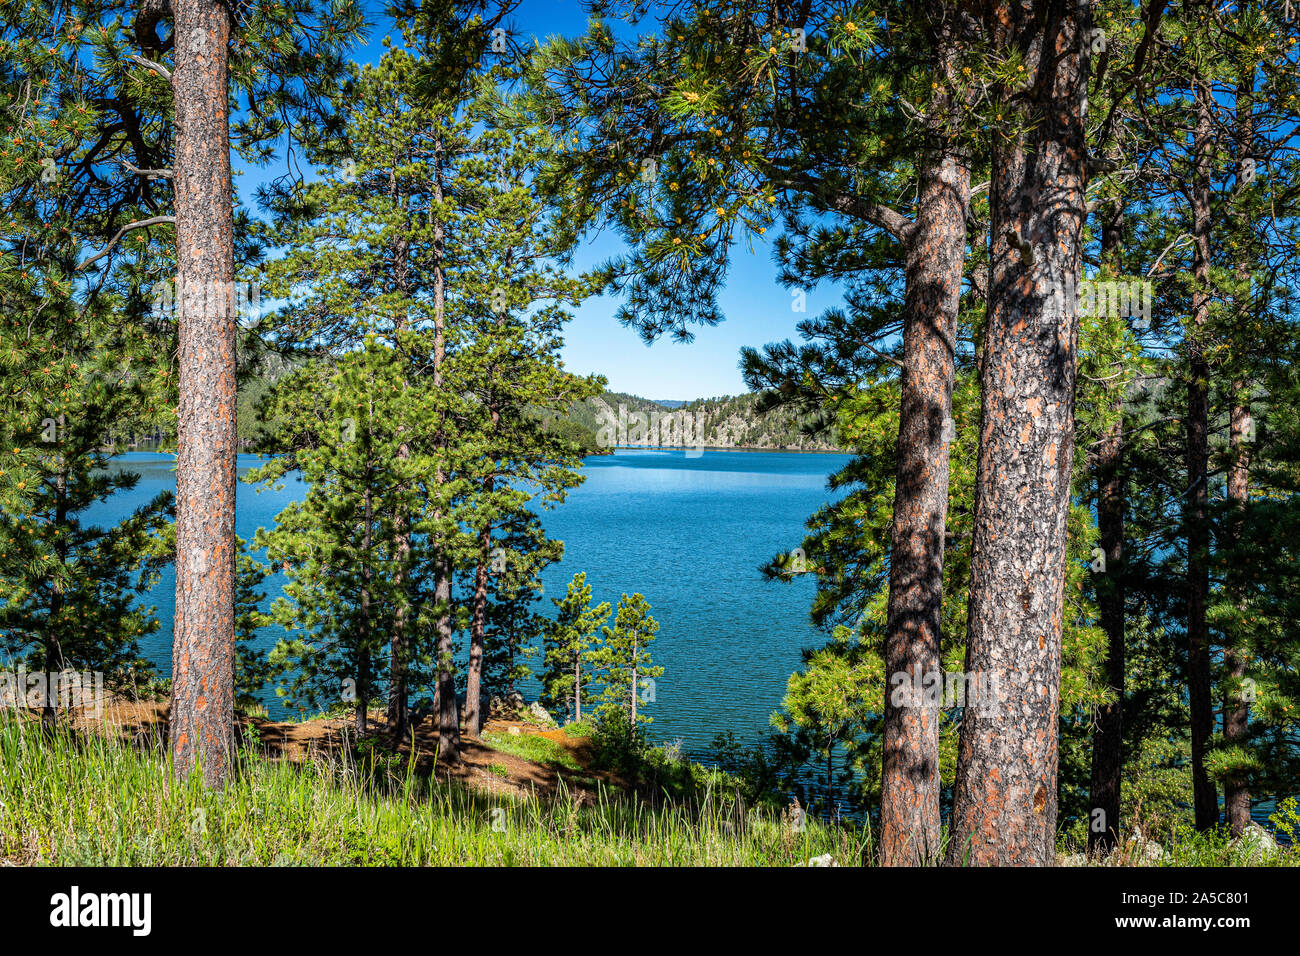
[82,450,1291,830]
[93,449,853,756]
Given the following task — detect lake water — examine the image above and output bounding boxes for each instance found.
[82,450,1291,830]
[93,449,853,757]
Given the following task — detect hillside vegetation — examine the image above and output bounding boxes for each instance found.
[561,391,844,453]
[0,708,857,867]
[236,382,846,455]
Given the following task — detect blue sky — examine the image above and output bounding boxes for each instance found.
[234,0,845,402]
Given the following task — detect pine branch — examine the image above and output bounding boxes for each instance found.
[77,216,176,271]
[125,54,172,82]
[116,159,173,179]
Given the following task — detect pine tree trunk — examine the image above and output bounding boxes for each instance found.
[879,143,970,868]
[1186,81,1217,832]
[431,142,459,763]
[878,9,976,865]
[574,653,581,723]
[1224,390,1252,834]
[826,749,834,821]
[947,0,1088,867]
[386,201,413,741]
[435,555,459,760]
[464,524,491,737]
[169,0,237,789]
[1088,407,1126,852]
[358,480,372,736]
[630,630,638,729]
[41,466,68,730]
[386,505,409,740]
[1088,209,1127,853]
[464,392,499,738]
[1223,74,1255,838]
[40,637,59,730]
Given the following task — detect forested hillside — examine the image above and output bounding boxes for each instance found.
[241,383,845,453]
[558,390,844,452]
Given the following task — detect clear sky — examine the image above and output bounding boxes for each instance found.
[234,0,847,402]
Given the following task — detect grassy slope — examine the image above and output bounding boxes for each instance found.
[4,712,1294,866]
[0,715,857,867]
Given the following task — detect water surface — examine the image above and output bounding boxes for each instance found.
[94,449,852,755]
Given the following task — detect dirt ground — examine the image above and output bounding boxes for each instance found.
[61,695,613,803]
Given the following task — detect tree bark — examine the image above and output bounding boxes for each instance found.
[1223,389,1251,834]
[431,140,460,763]
[168,0,237,789]
[386,178,412,741]
[879,146,969,868]
[1185,75,1217,832]
[878,9,974,868]
[574,651,582,723]
[1223,73,1256,836]
[464,387,499,738]
[386,505,409,740]
[464,523,491,737]
[358,478,372,737]
[1087,401,1126,855]
[434,555,460,761]
[947,0,1088,867]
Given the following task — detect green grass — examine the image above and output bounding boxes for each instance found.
[7,715,1287,867]
[1055,823,1299,867]
[0,716,862,866]
[562,718,595,739]
[482,730,582,771]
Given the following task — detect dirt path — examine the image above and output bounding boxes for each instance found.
[62,696,613,803]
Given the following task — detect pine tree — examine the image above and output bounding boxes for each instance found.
[249,342,413,734]
[461,503,562,733]
[0,19,175,724]
[589,592,662,730]
[478,549,549,709]
[442,92,604,736]
[540,572,612,723]
[252,42,478,753]
[1184,0,1300,834]
[771,641,878,822]
[234,535,278,714]
[945,0,1093,867]
[1090,0,1300,838]
[254,28,599,751]
[0,302,172,724]
[124,0,366,785]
